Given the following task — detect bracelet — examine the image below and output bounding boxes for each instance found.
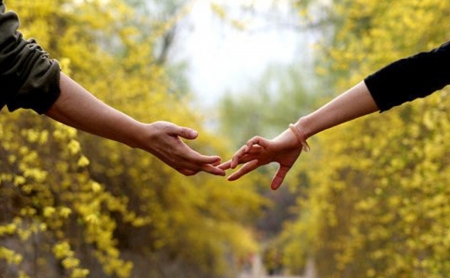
[289,124,310,152]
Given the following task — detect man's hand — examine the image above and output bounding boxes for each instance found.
[46,73,225,177]
[143,121,225,176]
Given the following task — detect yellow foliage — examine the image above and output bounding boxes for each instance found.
[282,0,450,277]
[0,0,264,277]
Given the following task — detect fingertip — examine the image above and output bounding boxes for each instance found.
[271,177,284,190]
[179,127,198,139]
[213,167,226,176]
[201,164,226,176]
[271,183,281,190]
[212,170,226,177]
[227,172,240,181]
[218,161,231,170]
[209,156,222,164]
[230,159,238,169]
[245,142,252,151]
[188,129,198,139]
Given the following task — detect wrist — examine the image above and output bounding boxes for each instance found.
[124,122,151,150]
[288,123,310,152]
[294,116,313,140]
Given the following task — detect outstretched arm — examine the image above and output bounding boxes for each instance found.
[222,41,450,190]
[295,81,379,139]
[46,73,225,177]
[220,81,378,189]
[0,5,224,177]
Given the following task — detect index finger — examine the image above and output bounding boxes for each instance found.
[246,136,271,149]
[231,138,267,169]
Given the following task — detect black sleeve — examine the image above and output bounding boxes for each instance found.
[0,1,61,114]
[364,41,450,112]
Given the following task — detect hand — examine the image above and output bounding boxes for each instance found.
[46,74,225,177]
[143,121,225,176]
[219,129,304,190]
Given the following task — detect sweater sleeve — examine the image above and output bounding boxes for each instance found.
[364,41,450,112]
[0,1,61,114]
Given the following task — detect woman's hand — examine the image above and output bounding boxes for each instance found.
[220,128,304,190]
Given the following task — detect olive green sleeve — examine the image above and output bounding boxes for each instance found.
[0,1,61,114]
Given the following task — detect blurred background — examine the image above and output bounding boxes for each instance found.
[1,0,450,277]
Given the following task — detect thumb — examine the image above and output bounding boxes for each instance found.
[176,127,198,140]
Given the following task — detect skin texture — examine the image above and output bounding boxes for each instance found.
[220,81,379,190]
[45,72,225,177]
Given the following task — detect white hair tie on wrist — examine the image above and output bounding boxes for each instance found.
[289,124,310,152]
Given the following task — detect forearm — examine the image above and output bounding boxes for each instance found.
[293,42,450,141]
[45,73,225,176]
[294,81,379,139]
[45,72,144,149]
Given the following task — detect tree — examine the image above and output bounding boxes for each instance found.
[0,1,265,277]
[281,0,450,277]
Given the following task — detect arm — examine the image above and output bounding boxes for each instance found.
[0,5,224,176]
[294,81,378,139]
[45,73,225,177]
[222,41,450,190]
[220,82,377,190]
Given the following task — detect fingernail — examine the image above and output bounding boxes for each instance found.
[190,130,198,137]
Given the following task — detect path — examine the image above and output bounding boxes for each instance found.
[237,254,316,278]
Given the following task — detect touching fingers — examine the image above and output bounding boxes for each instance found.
[200,164,226,176]
[178,160,225,176]
[230,141,265,169]
[227,160,260,181]
[181,153,224,175]
[218,160,232,170]
[198,155,222,165]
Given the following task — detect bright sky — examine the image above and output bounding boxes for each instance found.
[174,0,313,107]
